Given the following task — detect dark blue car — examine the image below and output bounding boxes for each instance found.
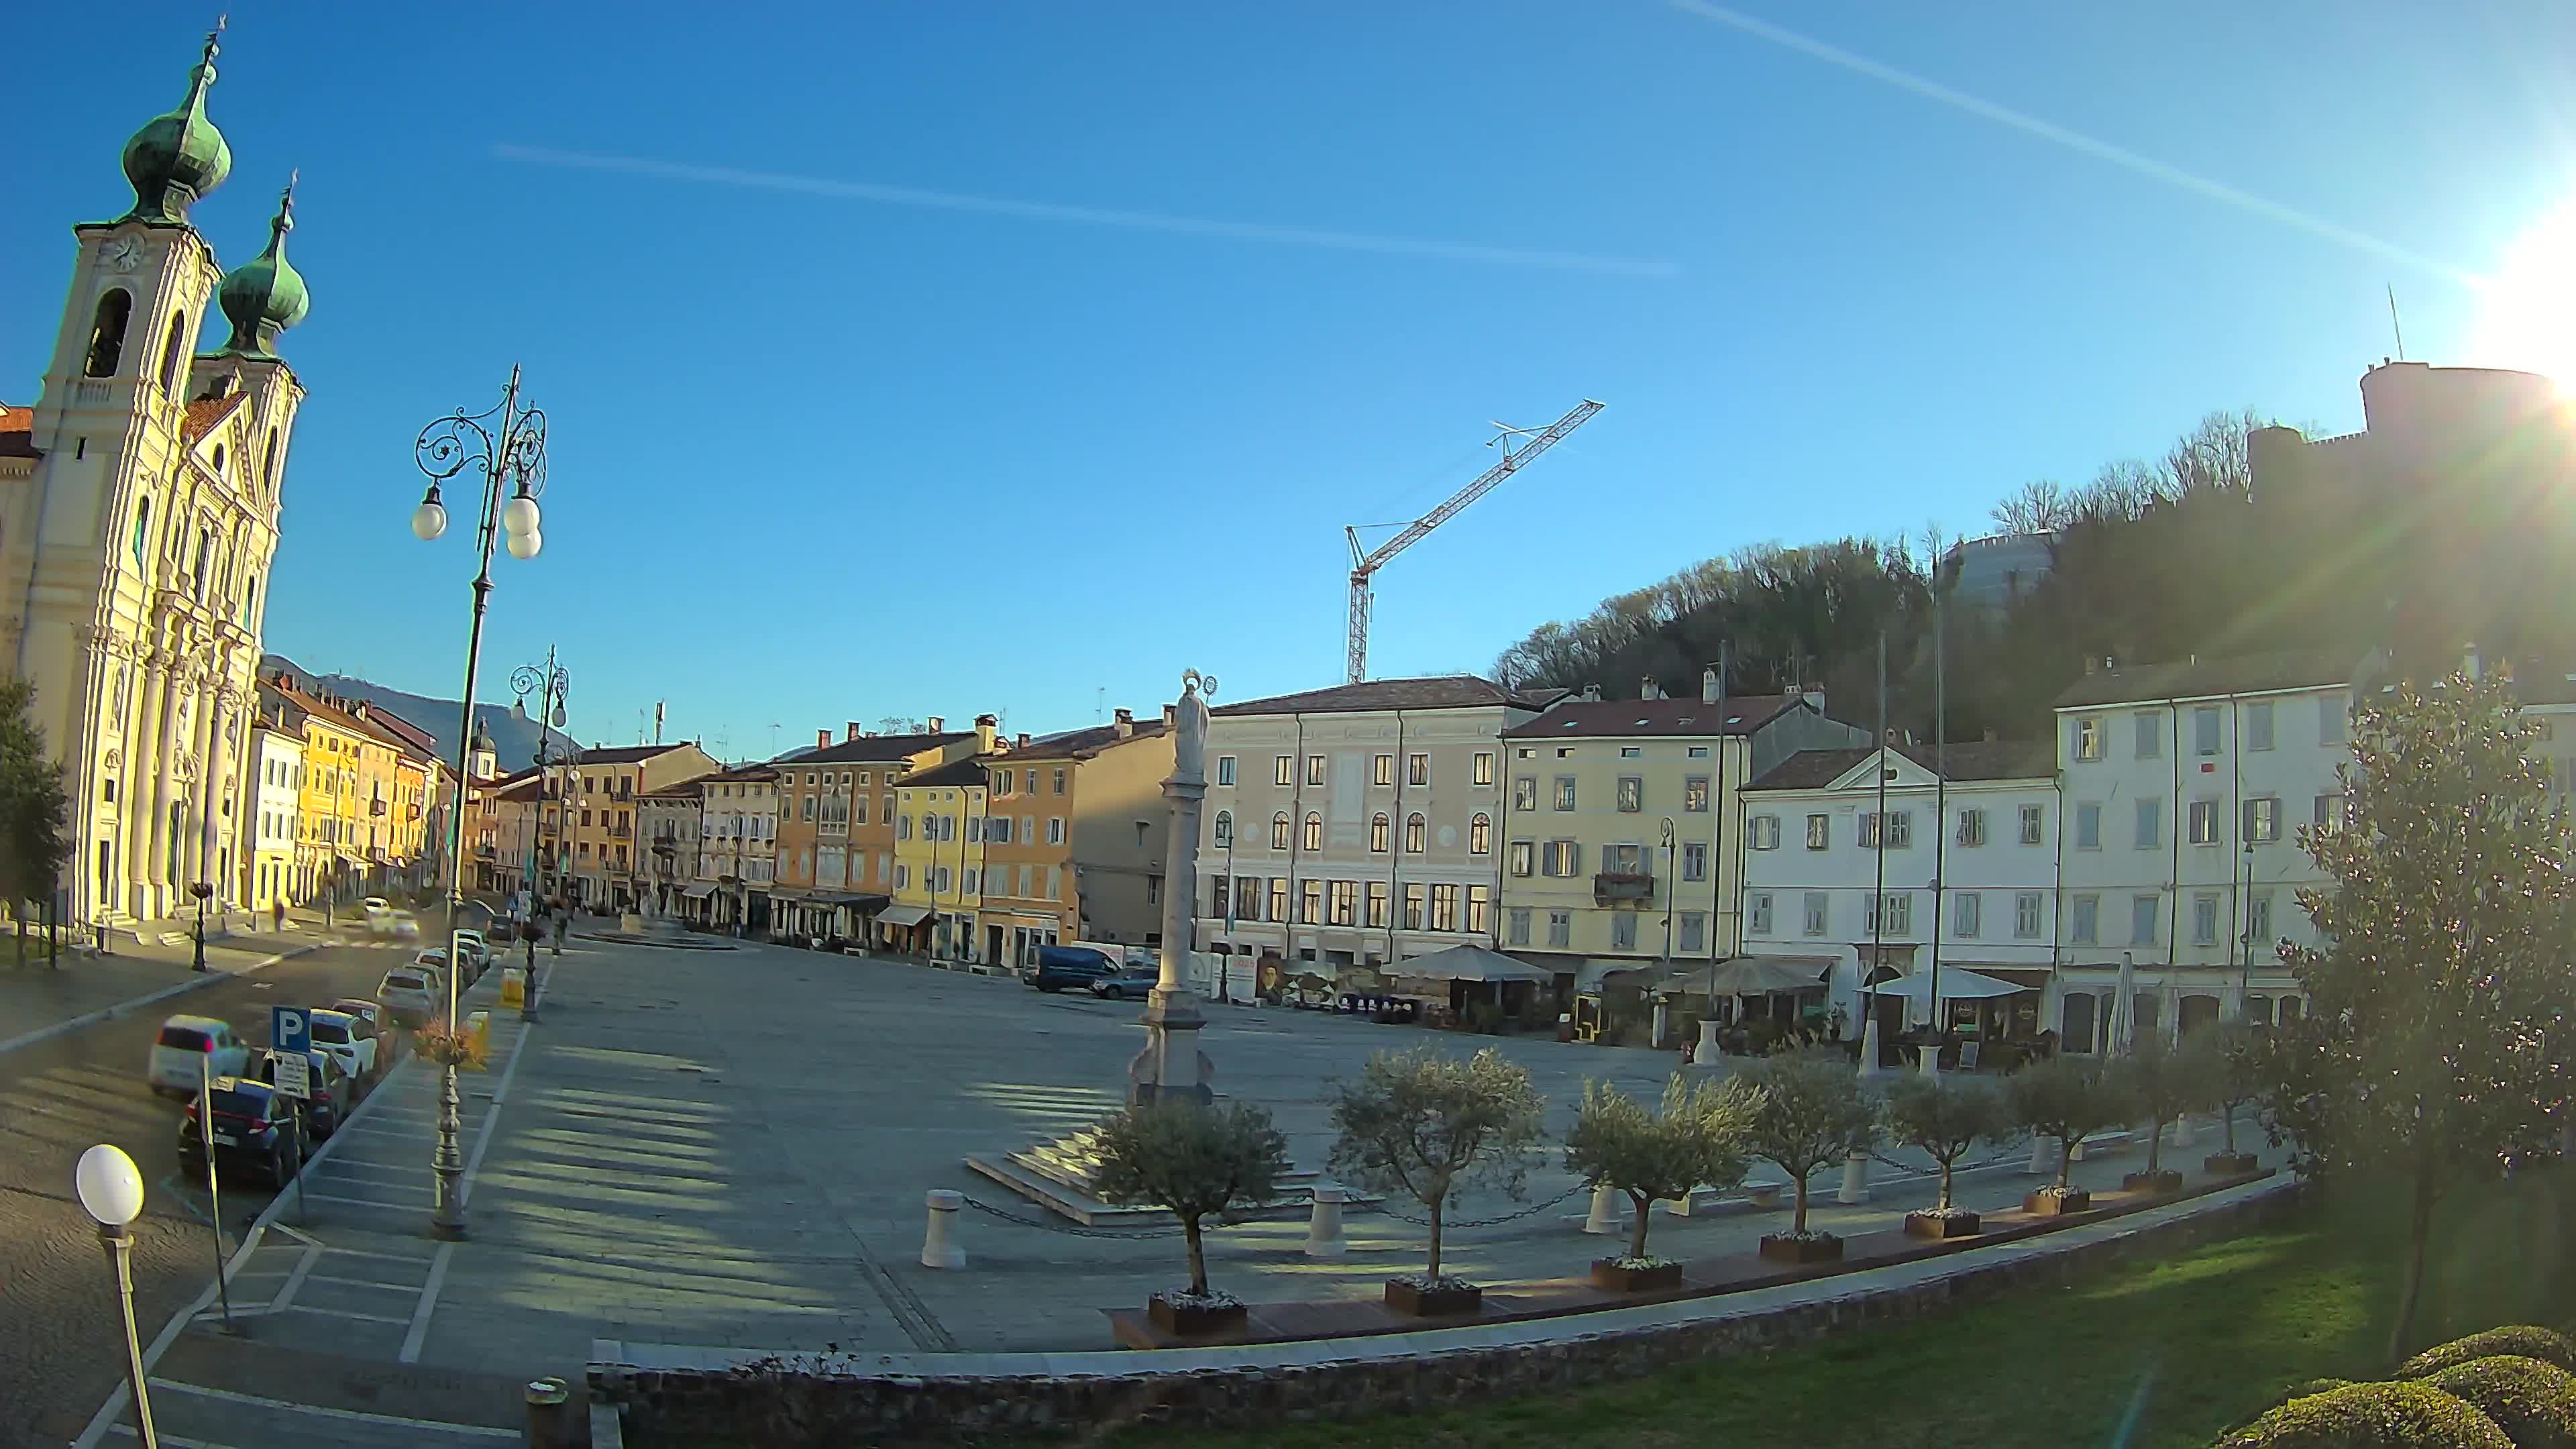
[1028,944,1122,992]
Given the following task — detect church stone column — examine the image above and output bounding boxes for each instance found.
[148,662,195,908]
[130,650,169,906]
[203,683,241,903]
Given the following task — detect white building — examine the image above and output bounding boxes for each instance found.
[2049,650,2356,1048]
[694,763,777,932]
[638,780,702,917]
[1740,739,2059,1039]
[243,713,301,915]
[1193,676,1552,969]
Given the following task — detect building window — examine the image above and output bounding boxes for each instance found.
[1747,893,1773,935]
[2189,798,2220,846]
[1430,883,1459,931]
[1466,884,1490,934]
[1679,775,1711,814]
[894,863,908,890]
[1512,776,1536,810]
[2135,798,2161,849]
[1469,813,1491,854]
[1272,812,1292,850]
[1330,879,1358,925]
[1403,883,1425,930]
[85,288,133,377]
[2247,892,2273,954]
[1303,812,1323,852]
[2019,804,2044,845]
[2012,891,2043,939]
[2313,792,2345,830]
[1274,755,1293,786]
[1619,746,1642,759]
[1864,892,1911,936]
[2192,891,2220,946]
[1508,839,1534,877]
[1955,808,1986,847]
[2073,716,2102,762]
[1747,815,1779,850]
[1371,753,1394,787]
[2131,894,2161,946]
[1542,839,1580,877]
[1408,753,1430,786]
[1235,875,1263,922]
[1861,811,1910,848]
[1954,891,1981,938]
[2194,706,2222,756]
[2071,894,2098,945]
[1047,817,1065,845]
[2245,701,2275,751]
[1799,813,1824,850]
[1404,812,1426,852]
[1216,755,1236,786]
[2243,796,2281,843]
[1507,907,1532,946]
[1616,777,1643,812]
[1682,841,1707,881]
[1306,755,1326,787]
[159,312,188,394]
[1611,912,1638,951]
[1553,776,1576,810]
[1548,910,1571,948]
[1269,878,1289,922]
[2320,694,2348,745]
[1472,751,1495,786]
[1366,880,1389,927]
[2134,711,2160,759]
[1213,810,1233,848]
[1802,892,1829,936]
[1358,812,1384,853]
[2074,802,2101,850]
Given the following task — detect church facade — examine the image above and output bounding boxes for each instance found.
[0,27,311,925]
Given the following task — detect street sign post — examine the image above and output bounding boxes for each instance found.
[272,1006,310,1057]
[270,1051,311,1099]
[269,1005,313,1225]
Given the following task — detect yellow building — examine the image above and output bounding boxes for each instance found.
[886,754,994,960]
[1495,676,1864,982]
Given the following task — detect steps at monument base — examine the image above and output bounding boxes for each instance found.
[1010,1132,1322,1200]
[963,1150,1344,1227]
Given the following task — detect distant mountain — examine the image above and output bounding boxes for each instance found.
[261,653,573,773]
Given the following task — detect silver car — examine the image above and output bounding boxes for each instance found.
[376,967,441,1027]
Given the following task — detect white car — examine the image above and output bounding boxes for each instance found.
[378,963,445,1026]
[451,930,491,981]
[306,1008,379,1080]
[149,1014,251,1097]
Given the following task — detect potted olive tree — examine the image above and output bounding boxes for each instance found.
[1564,1073,1762,1291]
[1328,1046,1546,1317]
[1093,1099,1292,1336]
[1742,1050,1878,1263]
[1881,1073,2014,1238]
[2122,1033,2205,1194]
[2006,1053,2131,1216]
[2203,1020,2266,1177]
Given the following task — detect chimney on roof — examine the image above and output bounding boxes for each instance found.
[1016,733,1030,749]
[1161,703,1177,729]
[1581,684,1601,703]
[2083,655,2099,678]
[974,713,998,753]
[2464,643,2483,680]
[1640,676,1659,701]
[816,729,830,750]
[926,716,945,733]
[1803,689,1825,716]
[847,722,861,742]
[1702,667,1721,704]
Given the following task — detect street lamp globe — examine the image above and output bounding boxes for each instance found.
[506,529,542,561]
[75,1144,144,1227]
[502,494,541,539]
[411,493,449,541]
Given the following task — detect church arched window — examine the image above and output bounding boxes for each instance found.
[158,311,188,395]
[129,497,151,570]
[262,429,278,490]
[211,443,226,474]
[85,290,133,378]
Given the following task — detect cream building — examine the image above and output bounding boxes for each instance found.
[1192,676,1554,970]
[244,710,301,915]
[0,30,309,926]
[692,763,778,932]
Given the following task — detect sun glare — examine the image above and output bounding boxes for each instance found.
[2472,202,2576,387]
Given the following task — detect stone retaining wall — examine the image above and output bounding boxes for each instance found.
[595,1178,2303,1447]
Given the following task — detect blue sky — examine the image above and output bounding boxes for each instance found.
[11,2,2576,757]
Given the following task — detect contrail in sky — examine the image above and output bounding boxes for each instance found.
[1668,0,2485,289]
[493,144,1682,279]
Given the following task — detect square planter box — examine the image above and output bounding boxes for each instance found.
[1146,1293,1247,1337]
[1758,1233,1844,1265]
[2023,1189,2092,1216]
[1383,1279,1483,1317]
[2122,1169,2184,1195]
[1904,1210,1982,1240]
[1591,1258,1686,1293]
[2204,1151,2261,1177]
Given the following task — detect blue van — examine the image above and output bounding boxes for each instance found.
[1029,944,1122,992]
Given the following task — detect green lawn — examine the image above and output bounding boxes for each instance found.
[1110,1172,2576,1449]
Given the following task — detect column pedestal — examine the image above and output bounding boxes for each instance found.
[1128,990,1213,1107]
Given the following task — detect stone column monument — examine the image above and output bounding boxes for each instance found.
[1128,669,1215,1107]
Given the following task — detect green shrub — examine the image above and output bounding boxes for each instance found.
[2398,1327,2576,1381]
[2214,1381,2510,1448]
[2424,1356,2576,1449]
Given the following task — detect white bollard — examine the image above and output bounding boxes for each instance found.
[2028,1133,2054,1175]
[1697,1016,1723,1063]
[1583,1184,1621,1235]
[1304,1185,1348,1258]
[1918,1046,1941,1079]
[921,1189,965,1269]
[1837,1147,1870,1204]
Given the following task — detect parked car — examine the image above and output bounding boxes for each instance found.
[411,949,455,994]
[305,1008,379,1081]
[1088,963,1162,1001]
[253,1047,354,1139]
[148,1014,252,1098]
[376,967,441,1027]
[451,930,492,980]
[176,1076,303,1187]
[1028,943,1125,992]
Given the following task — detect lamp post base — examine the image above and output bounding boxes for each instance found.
[431,1065,469,1240]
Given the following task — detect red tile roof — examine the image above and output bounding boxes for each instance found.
[1214,676,1557,718]
[0,405,34,460]
[182,393,248,445]
[1502,694,1803,740]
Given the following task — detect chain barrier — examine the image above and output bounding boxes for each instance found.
[955,1193,1194,1240]
[1368,1181,1589,1230]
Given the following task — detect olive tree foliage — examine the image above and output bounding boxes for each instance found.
[1092,1100,1291,1299]
[2127,1032,2215,1176]
[1878,1073,2016,1212]
[1564,1073,1762,1262]
[2267,673,2576,1364]
[1327,1046,1547,1283]
[2007,1053,2133,1192]
[2207,1019,2269,1157]
[1740,1050,1879,1235]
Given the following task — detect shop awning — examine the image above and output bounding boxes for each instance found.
[1689,955,1835,996]
[1389,944,1552,984]
[875,904,934,928]
[1870,965,2029,1001]
[681,883,717,900]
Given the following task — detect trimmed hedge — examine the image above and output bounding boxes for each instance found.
[2398,1328,2576,1382]
[2214,1381,2511,1448]
[2424,1356,2576,1449]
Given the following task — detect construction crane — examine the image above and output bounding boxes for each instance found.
[1344,398,1603,684]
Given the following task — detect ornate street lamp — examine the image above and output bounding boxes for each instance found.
[511,650,570,1018]
[411,366,548,1241]
[188,880,213,972]
[76,1144,157,1448]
